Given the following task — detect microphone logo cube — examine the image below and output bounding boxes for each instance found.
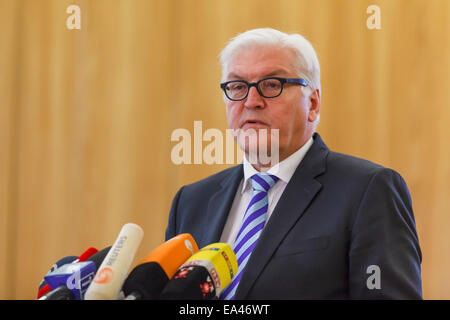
[44,261,96,300]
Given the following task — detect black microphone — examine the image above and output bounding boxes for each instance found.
[88,246,112,270]
[159,243,238,300]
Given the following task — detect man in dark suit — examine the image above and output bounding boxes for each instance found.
[165,28,422,299]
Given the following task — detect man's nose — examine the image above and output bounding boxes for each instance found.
[244,85,265,109]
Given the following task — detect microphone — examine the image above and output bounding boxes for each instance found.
[39,285,75,300]
[73,247,98,263]
[87,246,112,269]
[39,247,111,300]
[122,233,199,300]
[84,223,144,300]
[37,247,98,299]
[38,256,77,292]
[159,243,238,300]
[44,261,96,300]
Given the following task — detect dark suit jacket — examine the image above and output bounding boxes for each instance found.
[165,133,422,299]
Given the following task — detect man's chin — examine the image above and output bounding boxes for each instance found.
[240,143,280,168]
[231,127,280,167]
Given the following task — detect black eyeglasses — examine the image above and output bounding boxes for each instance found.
[220,77,309,101]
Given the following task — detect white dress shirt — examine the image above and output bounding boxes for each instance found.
[219,137,314,246]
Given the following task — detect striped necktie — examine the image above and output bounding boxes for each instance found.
[221,172,279,300]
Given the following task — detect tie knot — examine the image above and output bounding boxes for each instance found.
[250,173,279,192]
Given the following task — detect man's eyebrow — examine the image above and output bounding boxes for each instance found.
[263,69,291,77]
[226,69,292,81]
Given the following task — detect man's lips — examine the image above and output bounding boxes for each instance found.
[241,119,270,129]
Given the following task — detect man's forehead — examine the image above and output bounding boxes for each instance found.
[224,46,297,80]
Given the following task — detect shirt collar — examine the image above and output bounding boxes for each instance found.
[241,136,314,193]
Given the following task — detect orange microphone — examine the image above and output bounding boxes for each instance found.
[121,233,199,300]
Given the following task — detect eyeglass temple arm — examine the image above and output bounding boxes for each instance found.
[285,78,309,87]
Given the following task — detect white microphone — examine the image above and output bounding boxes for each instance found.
[84,223,144,300]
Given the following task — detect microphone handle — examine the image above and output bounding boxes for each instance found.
[39,285,74,300]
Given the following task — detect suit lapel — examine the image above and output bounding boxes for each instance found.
[200,165,244,247]
[235,133,329,299]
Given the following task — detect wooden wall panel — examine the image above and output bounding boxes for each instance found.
[0,0,21,300]
[0,0,448,299]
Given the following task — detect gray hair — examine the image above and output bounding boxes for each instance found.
[219,28,321,95]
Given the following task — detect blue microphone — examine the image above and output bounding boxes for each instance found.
[38,256,78,290]
[44,261,97,300]
[39,246,111,300]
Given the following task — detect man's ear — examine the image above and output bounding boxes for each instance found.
[308,88,321,123]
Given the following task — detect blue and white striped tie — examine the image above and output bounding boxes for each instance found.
[221,172,279,300]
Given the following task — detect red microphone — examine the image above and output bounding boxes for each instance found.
[73,247,98,264]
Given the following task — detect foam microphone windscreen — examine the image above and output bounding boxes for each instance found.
[87,246,111,269]
[159,243,238,300]
[84,223,144,300]
[122,233,198,300]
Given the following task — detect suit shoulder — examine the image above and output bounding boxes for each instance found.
[323,150,409,187]
[327,150,386,176]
